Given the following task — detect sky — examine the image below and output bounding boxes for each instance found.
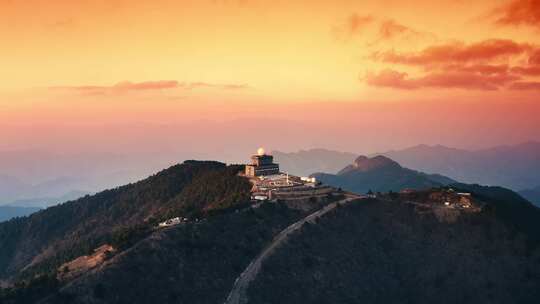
[1,0,540,159]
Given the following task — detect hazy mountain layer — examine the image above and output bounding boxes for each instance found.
[0,206,40,223]
[313,155,456,194]
[519,185,540,207]
[0,150,179,206]
[272,149,357,176]
[378,142,540,191]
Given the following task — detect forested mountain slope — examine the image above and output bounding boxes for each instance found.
[41,204,303,304]
[248,192,540,304]
[2,159,539,304]
[0,161,251,282]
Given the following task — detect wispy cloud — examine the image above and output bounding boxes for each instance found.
[371,39,531,65]
[332,14,375,41]
[51,80,250,95]
[364,69,518,91]
[366,19,437,46]
[378,20,411,40]
[491,0,540,29]
[508,81,540,90]
[333,14,435,46]
[184,82,250,90]
[46,18,77,29]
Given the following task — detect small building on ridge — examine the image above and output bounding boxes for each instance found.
[245,148,280,177]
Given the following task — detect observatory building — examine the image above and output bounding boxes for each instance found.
[245,148,280,177]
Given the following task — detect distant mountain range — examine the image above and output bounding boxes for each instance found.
[519,185,540,206]
[0,174,89,207]
[0,206,41,223]
[275,142,540,195]
[273,149,357,176]
[378,142,540,191]
[0,150,176,207]
[0,191,87,223]
[4,191,89,209]
[312,155,456,194]
[3,142,537,210]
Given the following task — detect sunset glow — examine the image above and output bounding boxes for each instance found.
[1,0,539,157]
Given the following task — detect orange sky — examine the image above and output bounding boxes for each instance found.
[1,0,539,154]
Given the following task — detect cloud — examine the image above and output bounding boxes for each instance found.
[491,0,540,29]
[364,69,418,90]
[510,65,540,76]
[365,69,519,91]
[377,20,418,40]
[365,38,540,90]
[346,14,374,34]
[365,19,438,46]
[47,18,77,29]
[508,81,540,90]
[373,39,531,66]
[114,81,180,91]
[332,14,374,41]
[445,64,510,75]
[184,82,250,90]
[51,80,250,95]
[530,49,540,64]
[333,15,434,45]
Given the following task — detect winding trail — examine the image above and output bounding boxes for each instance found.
[224,193,363,304]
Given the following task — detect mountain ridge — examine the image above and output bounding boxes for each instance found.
[377,142,540,191]
[312,155,456,194]
[0,160,251,282]
[1,156,539,303]
[338,155,401,174]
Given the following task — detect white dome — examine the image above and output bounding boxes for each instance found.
[257,147,265,156]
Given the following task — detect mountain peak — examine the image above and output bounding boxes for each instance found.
[340,155,401,174]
